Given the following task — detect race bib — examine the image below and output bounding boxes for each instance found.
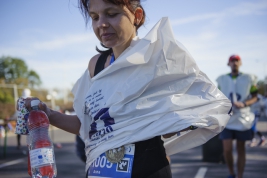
[88,144,135,178]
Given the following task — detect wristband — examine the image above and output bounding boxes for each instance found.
[243,102,247,107]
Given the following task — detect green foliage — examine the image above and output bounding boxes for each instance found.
[0,89,13,103]
[0,56,28,83]
[0,56,43,108]
[0,56,41,87]
[0,103,15,119]
[257,80,266,96]
[28,70,41,88]
[0,88,14,119]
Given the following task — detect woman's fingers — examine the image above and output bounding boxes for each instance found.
[38,101,48,111]
[24,97,40,111]
[17,97,52,118]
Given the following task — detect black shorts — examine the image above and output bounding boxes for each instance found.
[132,136,170,178]
[219,128,253,141]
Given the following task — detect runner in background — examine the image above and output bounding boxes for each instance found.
[264,94,267,119]
[250,94,266,147]
[217,55,258,178]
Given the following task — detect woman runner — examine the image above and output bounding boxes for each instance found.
[21,0,231,177]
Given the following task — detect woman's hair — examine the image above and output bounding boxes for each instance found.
[79,0,146,55]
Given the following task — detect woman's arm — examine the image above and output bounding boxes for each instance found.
[24,98,81,135]
[49,110,81,135]
[234,94,258,108]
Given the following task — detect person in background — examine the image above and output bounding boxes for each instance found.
[250,94,266,147]
[65,109,86,163]
[217,55,258,178]
[264,94,267,119]
[75,135,86,163]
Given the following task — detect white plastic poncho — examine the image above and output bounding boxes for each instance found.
[216,73,257,130]
[72,17,232,171]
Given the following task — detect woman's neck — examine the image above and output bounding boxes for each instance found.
[112,35,136,59]
[112,45,128,60]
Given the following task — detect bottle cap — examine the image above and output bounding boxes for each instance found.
[31,100,40,107]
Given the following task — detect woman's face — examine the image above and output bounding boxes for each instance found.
[89,0,136,52]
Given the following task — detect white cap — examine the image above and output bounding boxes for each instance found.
[31,100,40,107]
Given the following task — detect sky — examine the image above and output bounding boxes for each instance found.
[0,0,267,91]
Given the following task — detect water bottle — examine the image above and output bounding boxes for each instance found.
[27,100,57,178]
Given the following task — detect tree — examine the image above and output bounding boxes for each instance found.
[0,56,44,119]
[0,56,41,87]
[257,79,266,96]
[28,70,41,88]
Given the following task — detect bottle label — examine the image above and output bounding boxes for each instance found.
[30,148,54,167]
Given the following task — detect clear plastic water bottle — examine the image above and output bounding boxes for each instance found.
[27,100,57,178]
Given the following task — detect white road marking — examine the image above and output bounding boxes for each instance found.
[0,158,25,169]
[194,167,208,178]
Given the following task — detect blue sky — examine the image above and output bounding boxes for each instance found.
[1,0,267,90]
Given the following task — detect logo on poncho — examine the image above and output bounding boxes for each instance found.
[89,108,115,140]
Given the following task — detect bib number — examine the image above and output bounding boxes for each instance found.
[88,144,135,178]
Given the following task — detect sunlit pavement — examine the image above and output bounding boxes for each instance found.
[170,120,267,178]
[0,122,266,178]
[170,137,267,178]
[0,128,85,178]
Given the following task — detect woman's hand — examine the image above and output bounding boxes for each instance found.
[19,97,53,118]
[17,97,81,135]
[233,101,245,108]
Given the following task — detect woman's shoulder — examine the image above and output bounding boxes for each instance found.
[88,54,101,78]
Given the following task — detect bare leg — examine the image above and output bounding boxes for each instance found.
[223,139,235,176]
[256,131,262,138]
[236,140,246,178]
[166,156,171,164]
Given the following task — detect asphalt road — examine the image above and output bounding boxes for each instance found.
[0,122,266,178]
